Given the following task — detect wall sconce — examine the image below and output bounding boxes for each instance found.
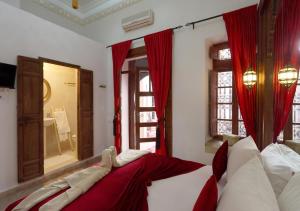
[243,68,257,88]
[278,65,298,87]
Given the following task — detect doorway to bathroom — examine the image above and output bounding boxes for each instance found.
[17,56,93,182]
[43,62,78,173]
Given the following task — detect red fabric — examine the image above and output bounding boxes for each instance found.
[7,154,203,211]
[212,141,228,181]
[112,40,132,153]
[193,175,218,211]
[223,5,258,141]
[144,29,173,155]
[273,0,300,141]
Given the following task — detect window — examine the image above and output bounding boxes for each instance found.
[210,43,246,139]
[281,74,300,140]
[136,69,157,152]
[127,48,172,155]
[128,58,158,153]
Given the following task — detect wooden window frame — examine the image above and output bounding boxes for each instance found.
[209,42,243,139]
[127,48,172,155]
[282,81,300,141]
[135,68,157,145]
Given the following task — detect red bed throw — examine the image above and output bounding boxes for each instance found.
[6,153,203,211]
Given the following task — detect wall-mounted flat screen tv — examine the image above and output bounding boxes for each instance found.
[0,63,17,89]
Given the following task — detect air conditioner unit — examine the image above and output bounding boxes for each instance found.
[122,10,154,32]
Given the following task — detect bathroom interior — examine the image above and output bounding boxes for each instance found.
[43,62,78,173]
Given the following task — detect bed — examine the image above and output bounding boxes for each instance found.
[6,153,205,211]
[6,136,300,211]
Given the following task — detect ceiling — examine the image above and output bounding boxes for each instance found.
[32,0,142,25]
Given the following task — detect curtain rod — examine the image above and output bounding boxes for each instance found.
[185,14,223,29]
[106,25,183,48]
[105,13,224,48]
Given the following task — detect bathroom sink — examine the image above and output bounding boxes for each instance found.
[44,117,55,127]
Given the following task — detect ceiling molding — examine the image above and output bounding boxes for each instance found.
[32,0,143,25]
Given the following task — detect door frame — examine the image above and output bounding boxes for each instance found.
[17,56,94,182]
[39,57,81,161]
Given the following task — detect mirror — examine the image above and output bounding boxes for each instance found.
[43,79,51,102]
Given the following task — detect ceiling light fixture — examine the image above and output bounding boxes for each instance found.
[72,0,79,9]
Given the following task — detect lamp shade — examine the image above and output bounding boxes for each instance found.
[278,65,298,87]
[243,68,257,88]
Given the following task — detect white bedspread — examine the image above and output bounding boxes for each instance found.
[148,165,222,211]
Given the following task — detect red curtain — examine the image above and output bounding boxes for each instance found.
[223,5,258,141]
[112,40,132,154]
[273,0,300,141]
[144,29,173,156]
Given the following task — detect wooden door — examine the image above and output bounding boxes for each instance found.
[78,69,93,160]
[17,56,43,182]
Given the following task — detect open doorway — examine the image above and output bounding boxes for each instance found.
[43,62,78,173]
[17,56,93,182]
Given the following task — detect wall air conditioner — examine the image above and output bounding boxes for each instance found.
[122,10,154,32]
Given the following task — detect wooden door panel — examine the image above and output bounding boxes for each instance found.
[23,122,41,160]
[80,112,93,159]
[78,69,93,160]
[18,56,43,182]
[23,75,42,114]
[81,83,92,109]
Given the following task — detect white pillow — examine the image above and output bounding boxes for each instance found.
[261,143,300,197]
[278,172,300,211]
[217,156,280,211]
[227,136,260,180]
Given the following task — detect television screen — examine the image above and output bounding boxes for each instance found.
[0,63,17,89]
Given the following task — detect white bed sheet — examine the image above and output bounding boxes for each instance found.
[148,165,224,211]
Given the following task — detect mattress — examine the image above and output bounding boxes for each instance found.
[148,165,224,211]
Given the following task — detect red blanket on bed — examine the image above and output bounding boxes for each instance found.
[6,153,203,211]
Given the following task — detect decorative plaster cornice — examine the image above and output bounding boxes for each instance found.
[32,0,143,25]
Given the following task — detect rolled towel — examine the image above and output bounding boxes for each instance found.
[108,146,119,167]
[107,146,150,167]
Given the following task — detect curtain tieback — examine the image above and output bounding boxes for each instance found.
[113,110,120,136]
[156,118,166,149]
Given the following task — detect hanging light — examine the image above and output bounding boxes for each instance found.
[278,65,298,87]
[72,0,79,9]
[276,0,298,88]
[243,67,257,88]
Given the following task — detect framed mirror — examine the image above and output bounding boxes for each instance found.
[43,79,51,102]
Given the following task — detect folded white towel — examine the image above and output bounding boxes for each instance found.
[108,146,150,167]
[53,110,71,141]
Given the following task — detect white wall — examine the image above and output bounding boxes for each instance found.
[84,0,258,164]
[19,0,85,36]
[0,2,108,192]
